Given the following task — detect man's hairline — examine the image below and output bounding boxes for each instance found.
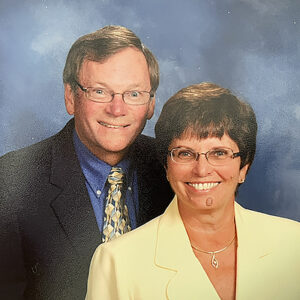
[70,46,153,94]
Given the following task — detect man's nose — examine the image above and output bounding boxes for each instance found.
[105,94,127,117]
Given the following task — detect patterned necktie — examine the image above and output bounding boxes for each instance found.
[102,167,131,243]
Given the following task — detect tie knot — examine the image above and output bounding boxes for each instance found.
[108,167,124,184]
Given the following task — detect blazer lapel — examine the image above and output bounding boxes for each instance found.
[155,197,220,300]
[49,120,101,266]
[234,202,273,299]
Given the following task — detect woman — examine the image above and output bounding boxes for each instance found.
[86,83,300,300]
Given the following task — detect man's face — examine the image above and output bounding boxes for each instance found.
[65,47,155,165]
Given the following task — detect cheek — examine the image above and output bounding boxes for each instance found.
[74,100,98,121]
[130,106,151,123]
[166,164,188,190]
[217,162,241,181]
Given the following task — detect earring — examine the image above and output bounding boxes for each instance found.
[240,178,245,183]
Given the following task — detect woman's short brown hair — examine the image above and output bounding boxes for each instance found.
[155,82,257,171]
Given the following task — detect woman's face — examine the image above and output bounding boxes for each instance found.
[166,133,249,213]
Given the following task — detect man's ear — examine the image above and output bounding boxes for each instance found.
[64,84,75,115]
[146,96,155,120]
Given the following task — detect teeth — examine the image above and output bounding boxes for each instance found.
[99,121,126,128]
[188,182,219,191]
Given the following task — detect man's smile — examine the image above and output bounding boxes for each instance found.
[98,121,130,128]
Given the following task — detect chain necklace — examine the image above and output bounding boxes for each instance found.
[191,234,236,269]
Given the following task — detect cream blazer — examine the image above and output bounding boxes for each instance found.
[86,197,300,300]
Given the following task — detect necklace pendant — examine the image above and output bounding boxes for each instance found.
[211,253,219,269]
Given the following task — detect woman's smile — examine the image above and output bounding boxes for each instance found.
[166,133,249,212]
[187,181,220,192]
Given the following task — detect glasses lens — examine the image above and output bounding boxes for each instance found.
[124,91,150,105]
[207,148,233,165]
[171,148,196,164]
[88,88,111,102]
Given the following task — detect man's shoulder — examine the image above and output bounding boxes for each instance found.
[0,120,76,196]
[1,135,54,167]
[132,134,155,151]
[129,134,158,163]
[0,119,74,169]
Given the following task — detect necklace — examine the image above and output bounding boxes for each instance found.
[191,234,236,269]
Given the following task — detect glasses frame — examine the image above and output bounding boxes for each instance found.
[168,147,241,166]
[75,81,154,105]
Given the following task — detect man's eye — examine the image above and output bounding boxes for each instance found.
[129,91,140,98]
[95,89,105,95]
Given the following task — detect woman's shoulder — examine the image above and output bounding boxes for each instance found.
[236,202,300,241]
[237,202,298,223]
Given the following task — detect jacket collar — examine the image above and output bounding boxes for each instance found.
[155,197,220,299]
[155,198,273,299]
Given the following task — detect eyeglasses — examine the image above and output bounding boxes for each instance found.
[75,81,154,105]
[168,147,241,166]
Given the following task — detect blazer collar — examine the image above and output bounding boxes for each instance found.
[49,119,101,265]
[155,197,220,300]
[155,199,273,300]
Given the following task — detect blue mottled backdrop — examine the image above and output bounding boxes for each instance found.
[0,0,299,220]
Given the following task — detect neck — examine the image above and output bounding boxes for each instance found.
[77,137,128,166]
[93,150,126,166]
[178,199,236,249]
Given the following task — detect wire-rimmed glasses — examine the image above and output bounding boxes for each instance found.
[75,81,154,105]
[168,147,241,166]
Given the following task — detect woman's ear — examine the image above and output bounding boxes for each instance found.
[239,164,249,183]
[164,165,169,181]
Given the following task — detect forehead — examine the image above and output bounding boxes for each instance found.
[169,132,239,151]
[79,47,150,89]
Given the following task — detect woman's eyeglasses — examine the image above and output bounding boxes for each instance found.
[168,147,241,166]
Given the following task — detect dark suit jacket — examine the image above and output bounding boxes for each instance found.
[0,119,173,300]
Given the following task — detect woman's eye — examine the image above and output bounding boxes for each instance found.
[178,150,193,159]
[211,149,228,157]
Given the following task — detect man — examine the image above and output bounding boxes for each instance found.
[0,26,173,299]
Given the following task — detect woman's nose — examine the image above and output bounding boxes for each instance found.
[192,154,213,176]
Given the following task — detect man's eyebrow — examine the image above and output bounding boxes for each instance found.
[92,82,150,91]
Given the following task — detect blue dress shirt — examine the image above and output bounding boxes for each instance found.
[73,131,139,234]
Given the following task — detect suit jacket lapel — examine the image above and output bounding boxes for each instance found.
[155,197,220,300]
[49,120,101,265]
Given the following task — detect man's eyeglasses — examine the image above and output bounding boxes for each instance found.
[168,147,241,166]
[75,81,154,105]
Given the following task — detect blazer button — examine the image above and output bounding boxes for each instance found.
[31,262,40,275]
